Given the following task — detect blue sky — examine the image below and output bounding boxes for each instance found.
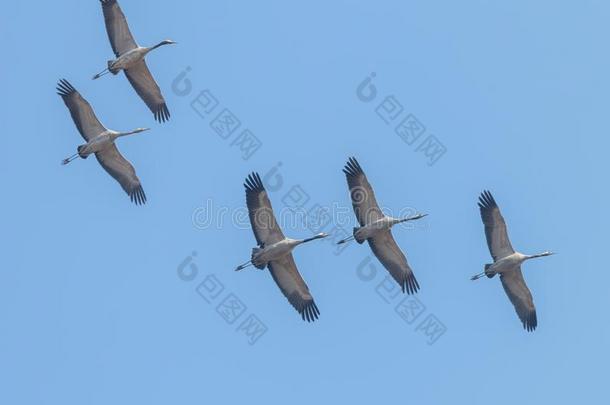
[1,1,609,404]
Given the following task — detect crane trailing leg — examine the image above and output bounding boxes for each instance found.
[92,61,121,80]
[235,260,253,271]
[250,247,267,269]
[92,68,110,80]
[337,227,366,245]
[61,146,90,165]
[61,153,79,165]
[235,247,267,271]
[470,264,496,281]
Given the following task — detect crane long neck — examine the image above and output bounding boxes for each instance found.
[394,214,426,225]
[301,235,325,244]
[392,217,412,226]
[526,252,552,260]
[151,41,169,51]
[115,129,144,139]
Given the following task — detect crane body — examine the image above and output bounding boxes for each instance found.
[472,190,554,331]
[338,157,427,295]
[235,172,326,322]
[93,0,176,122]
[57,79,149,205]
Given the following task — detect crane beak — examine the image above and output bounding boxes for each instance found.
[408,213,428,221]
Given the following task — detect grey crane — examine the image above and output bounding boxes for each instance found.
[93,0,176,123]
[337,157,427,294]
[471,190,554,332]
[57,79,148,205]
[235,173,327,322]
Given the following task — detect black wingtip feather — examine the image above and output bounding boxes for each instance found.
[154,104,171,123]
[244,172,265,192]
[523,312,537,332]
[402,273,420,295]
[478,190,498,210]
[129,186,147,206]
[343,156,365,177]
[300,301,320,323]
[56,79,77,97]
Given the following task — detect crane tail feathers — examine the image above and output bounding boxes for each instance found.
[77,145,89,159]
[353,227,365,244]
[484,263,496,278]
[251,248,266,269]
[107,61,120,75]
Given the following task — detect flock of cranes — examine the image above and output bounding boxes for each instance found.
[234,158,554,330]
[59,0,174,203]
[57,1,555,332]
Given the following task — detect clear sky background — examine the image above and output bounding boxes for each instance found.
[1,1,609,404]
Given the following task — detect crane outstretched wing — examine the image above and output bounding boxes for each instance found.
[268,253,320,322]
[478,190,515,261]
[100,0,138,57]
[244,172,284,246]
[125,60,170,123]
[96,144,146,205]
[500,268,537,332]
[369,230,420,294]
[56,79,106,141]
[343,157,384,226]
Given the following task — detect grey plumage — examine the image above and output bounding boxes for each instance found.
[500,269,537,332]
[478,191,515,262]
[244,173,320,322]
[96,144,147,205]
[101,0,137,57]
[343,157,420,294]
[57,79,147,205]
[478,191,538,331]
[99,0,171,122]
[125,60,170,122]
[245,173,285,247]
[56,80,106,142]
[343,157,384,226]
